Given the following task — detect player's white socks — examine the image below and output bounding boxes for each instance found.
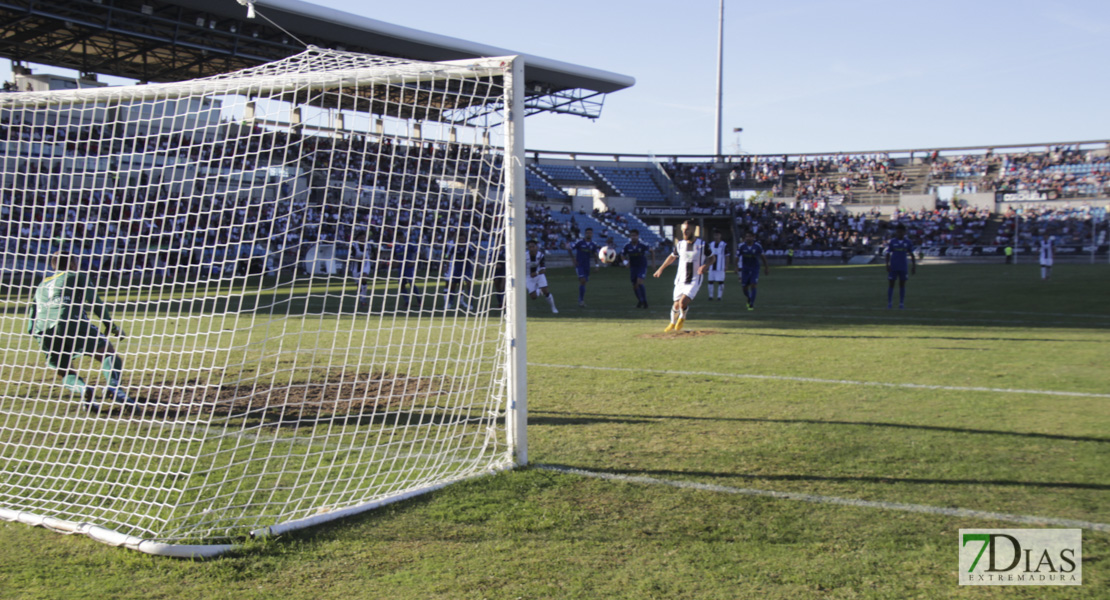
[546,292,557,312]
[716,284,724,299]
[1041,267,1049,280]
[669,307,678,324]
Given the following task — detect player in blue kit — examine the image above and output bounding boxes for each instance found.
[566,227,600,307]
[619,229,654,309]
[885,223,916,309]
[385,229,422,310]
[491,244,506,310]
[444,233,475,310]
[736,232,769,311]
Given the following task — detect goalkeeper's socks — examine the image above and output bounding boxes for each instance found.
[102,355,123,387]
[62,374,88,395]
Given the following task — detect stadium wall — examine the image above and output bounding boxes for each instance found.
[958,193,997,210]
[898,194,935,212]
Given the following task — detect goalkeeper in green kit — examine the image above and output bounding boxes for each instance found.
[27,243,133,411]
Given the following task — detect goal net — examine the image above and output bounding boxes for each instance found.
[0,48,527,556]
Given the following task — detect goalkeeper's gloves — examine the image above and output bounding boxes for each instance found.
[109,323,125,338]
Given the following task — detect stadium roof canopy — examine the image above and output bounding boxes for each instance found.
[0,0,634,120]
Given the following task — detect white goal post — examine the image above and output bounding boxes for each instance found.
[0,48,527,557]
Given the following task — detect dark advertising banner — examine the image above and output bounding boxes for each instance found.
[635,206,731,217]
[920,245,1108,257]
[994,190,1061,202]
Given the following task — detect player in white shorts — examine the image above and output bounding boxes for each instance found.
[653,220,712,332]
[351,233,374,309]
[525,239,558,313]
[1039,236,1054,280]
[706,230,730,301]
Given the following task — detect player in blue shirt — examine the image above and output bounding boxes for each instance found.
[567,227,600,307]
[385,229,422,310]
[885,223,917,309]
[736,232,769,311]
[444,233,475,310]
[620,229,654,309]
[491,244,506,310]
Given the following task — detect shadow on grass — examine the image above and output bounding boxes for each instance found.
[741,332,1109,343]
[545,464,1110,491]
[528,410,1110,444]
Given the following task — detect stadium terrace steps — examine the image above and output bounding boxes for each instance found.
[543,211,663,252]
[585,165,667,203]
[532,163,593,184]
[525,164,569,200]
[979,214,1006,246]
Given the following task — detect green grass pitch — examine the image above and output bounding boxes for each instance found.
[0,261,1107,599]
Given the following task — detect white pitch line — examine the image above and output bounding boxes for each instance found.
[535,464,1110,533]
[528,363,1110,399]
[555,306,1110,327]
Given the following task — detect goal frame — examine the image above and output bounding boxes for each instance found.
[0,52,528,557]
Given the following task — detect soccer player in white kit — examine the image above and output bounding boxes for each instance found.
[351,232,374,309]
[525,239,558,314]
[1039,236,1054,280]
[653,221,712,332]
[706,230,730,301]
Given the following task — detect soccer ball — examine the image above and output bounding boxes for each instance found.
[598,246,617,264]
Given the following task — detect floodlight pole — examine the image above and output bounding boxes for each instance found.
[714,0,725,160]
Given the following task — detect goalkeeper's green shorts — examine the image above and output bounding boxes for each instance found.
[35,321,107,371]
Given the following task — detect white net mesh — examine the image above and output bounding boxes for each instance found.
[0,48,519,548]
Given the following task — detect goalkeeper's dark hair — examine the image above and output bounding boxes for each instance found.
[50,250,76,272]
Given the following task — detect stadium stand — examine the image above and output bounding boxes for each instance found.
[996,204,1108,247]
[0,112,507,279]
[733,202,882,254]
[525,166,569,200]
[586,165,666,203]
[3,103,1107,272]
[663,160,720,204]
[533,163,592,184]
[890,207,993,249]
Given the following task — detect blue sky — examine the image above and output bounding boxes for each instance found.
[6,0,1108,156]
[306,0,1108,156]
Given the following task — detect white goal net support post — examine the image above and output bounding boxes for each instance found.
[0,48,527,557]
